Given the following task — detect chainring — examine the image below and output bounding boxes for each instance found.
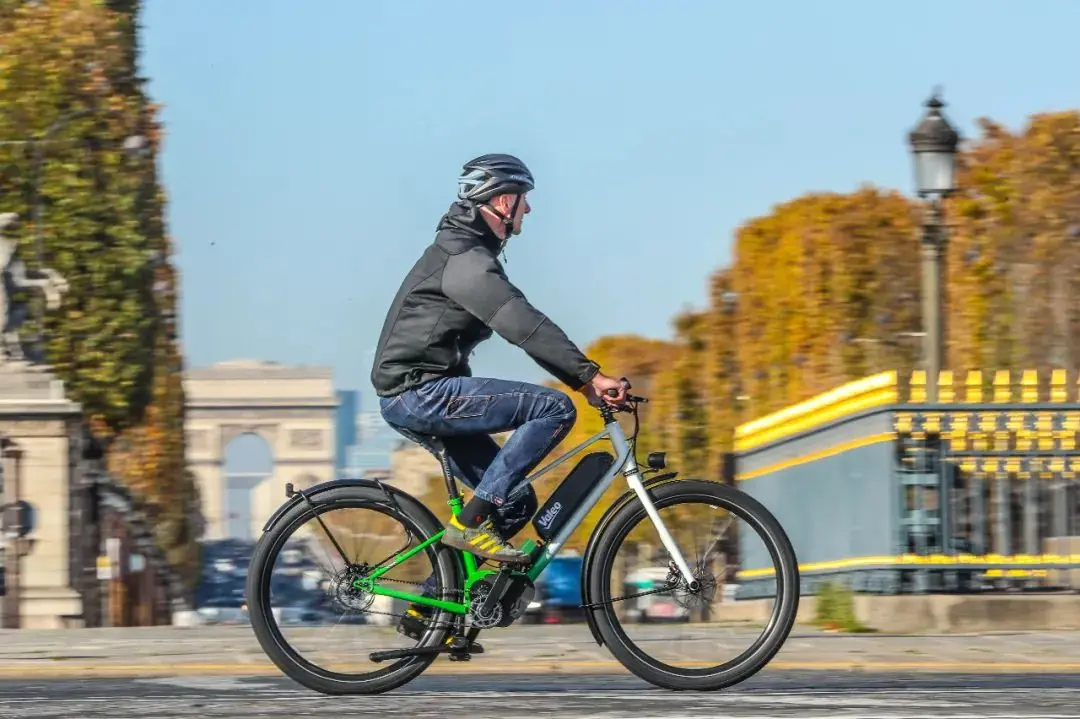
[467,581,504,629]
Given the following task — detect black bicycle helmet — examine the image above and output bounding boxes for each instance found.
[457,153,535,203]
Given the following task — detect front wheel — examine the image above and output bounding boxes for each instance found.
[587,479,799,691]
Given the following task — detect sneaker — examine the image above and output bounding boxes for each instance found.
[396,604,484,654]
[396,605,430,641]
[396,573,438,640]
[441,515,529,564]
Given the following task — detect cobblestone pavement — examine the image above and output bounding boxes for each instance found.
[2,625,1080,677]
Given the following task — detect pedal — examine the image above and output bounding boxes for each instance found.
[525,540,544,564]
[448,633,483,661]
[449,635,484,655]
[396,620,423,642]
[495,553,532,567]
[396,610,428,641]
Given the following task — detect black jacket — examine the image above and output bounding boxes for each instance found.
[370,201,601,398]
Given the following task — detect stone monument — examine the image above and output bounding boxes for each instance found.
[0,211,84,628]
[2,211,70,367]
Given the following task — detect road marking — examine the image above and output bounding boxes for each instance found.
[2,690,1079,719]
[4,657,1080,679]
[134,676,286,691]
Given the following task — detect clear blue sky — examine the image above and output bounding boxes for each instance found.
[141,0,1079,413]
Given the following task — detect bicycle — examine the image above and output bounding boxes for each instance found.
[245,381,799,695]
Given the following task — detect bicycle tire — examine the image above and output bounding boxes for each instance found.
[586,479,799,691]
[245,484,460,695]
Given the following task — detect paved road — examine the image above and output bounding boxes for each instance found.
[4,672,1080,717]
[3,625,1080,677]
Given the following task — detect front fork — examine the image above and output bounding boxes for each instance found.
[622,461,699,591]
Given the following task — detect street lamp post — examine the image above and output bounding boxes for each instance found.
[1,437,25,629]
[908,90,960,403]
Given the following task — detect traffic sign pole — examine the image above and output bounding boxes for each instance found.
[1,438,23,629]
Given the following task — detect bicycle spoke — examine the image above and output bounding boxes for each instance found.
[252,495,457,685]
[590,481,797,688]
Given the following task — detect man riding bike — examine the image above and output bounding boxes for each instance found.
[370,153,629,639]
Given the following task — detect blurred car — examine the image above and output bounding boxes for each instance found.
[527,554,584,624]
[196,595,248,625]
[623,566,689,623]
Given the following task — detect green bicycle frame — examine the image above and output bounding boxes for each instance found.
[355,413,697,614]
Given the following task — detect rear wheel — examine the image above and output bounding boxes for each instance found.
[587,479,799,691]
[245,484,461,694]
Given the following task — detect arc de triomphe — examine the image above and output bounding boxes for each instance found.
[183,360,338,540]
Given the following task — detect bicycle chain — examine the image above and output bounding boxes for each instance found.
[336,574,468,631]
[350,573,674,623]
[334,568,677,628]
[348,576,502,631]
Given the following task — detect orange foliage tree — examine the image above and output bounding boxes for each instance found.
[529,106,1080,553]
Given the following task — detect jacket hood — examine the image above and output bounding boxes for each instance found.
[435,200,503,254]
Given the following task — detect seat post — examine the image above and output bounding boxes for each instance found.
[436,446,462,504]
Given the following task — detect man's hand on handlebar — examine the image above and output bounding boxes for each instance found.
[582,372,630,408]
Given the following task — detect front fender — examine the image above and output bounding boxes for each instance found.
[580,471,680,646]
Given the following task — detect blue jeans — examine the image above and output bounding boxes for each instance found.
[379,376,577,539]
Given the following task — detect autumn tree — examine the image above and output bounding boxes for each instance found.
[575,106,1080,484]
[727,187,924,418]
[647,309,710,480]
[532,335,677,549]
[0,0,200,593]
[703,268,740,478]
[946,110,1080,373]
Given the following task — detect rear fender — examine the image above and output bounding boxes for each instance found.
[580,471,680,646]
[259,477,461,577]
[262,477,443,532]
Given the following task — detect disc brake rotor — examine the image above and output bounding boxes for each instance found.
[329,565,375,614]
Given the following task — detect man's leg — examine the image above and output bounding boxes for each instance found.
[381,376,575,562]
[442,434,539,540]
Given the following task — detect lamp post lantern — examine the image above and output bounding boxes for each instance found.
[908,90,960,402]
[909,92,960,199]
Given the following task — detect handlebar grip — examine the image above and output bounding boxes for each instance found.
[604,378,633,398]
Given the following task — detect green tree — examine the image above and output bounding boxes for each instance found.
[0,0,199,595]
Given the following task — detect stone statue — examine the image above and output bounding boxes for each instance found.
[0,212,70,366]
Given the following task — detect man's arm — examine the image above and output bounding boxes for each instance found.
[442,247,600,389]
